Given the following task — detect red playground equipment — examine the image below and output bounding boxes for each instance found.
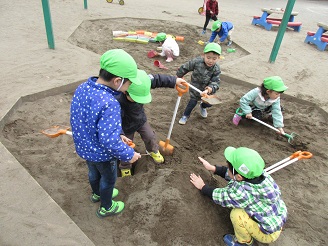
[106,0,124,5]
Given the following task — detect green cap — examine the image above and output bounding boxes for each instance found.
[204,42,221,55]
[224,147,265,179]
[263,76,288,92]
[127,70,152,104]
[154,33,167,42]
[100,49,141,85]
[211,20,222,31]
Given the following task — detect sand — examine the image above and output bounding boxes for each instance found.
[1,0,328,245]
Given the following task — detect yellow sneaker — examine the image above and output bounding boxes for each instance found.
[121,169,131,177]
[149,151,165,164]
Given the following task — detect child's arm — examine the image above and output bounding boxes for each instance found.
[150,74,186,89]
[219,28,228,43]
[206,68,221,94]
[271,99,285,133]
[176,59,196,78]
[198,157,228,178]
[208,31,218,43]
[240,88,258,118]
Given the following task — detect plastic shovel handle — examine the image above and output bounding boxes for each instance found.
[251,117,292,140]
[176,82,189,97]
[185,82,204,95]
[251,117,279,133]
[66,130,72,136]
[265,151,301,172]
[266,151,313,174]
[166,96,182,140]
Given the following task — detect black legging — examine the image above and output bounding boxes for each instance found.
[203,14,218,30]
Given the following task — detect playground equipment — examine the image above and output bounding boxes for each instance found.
[106,0,124,5]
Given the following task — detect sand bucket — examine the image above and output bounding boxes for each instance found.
[154,60,168,69]
[147,50,157,58]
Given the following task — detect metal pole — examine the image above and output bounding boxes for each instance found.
[41,0,55,49]
[84,0,88,9]
[269,0,296,63]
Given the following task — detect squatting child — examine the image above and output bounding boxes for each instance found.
[153,32,180,62]
[209,20,234,46]
[237,76,288,134]
[176,42,221,125]
[190,146,287,246]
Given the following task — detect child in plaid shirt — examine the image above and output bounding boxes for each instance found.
[190,146,287,246]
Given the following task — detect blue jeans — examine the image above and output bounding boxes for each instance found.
[183,99,212,117]
[86,159,118,210]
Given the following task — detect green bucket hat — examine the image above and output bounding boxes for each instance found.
[127,70,152,104]
[154,32,167,42]
[204,42,222,55]
[224,147,265,179]
[263,76,288,92]
[211,20,222,31]
[100,49,141,85]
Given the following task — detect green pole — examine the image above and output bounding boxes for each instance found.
[269,0,296,63]
[41,0,55,49]
[84,0,88,9]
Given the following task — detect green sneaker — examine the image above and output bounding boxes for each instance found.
[90,188,119,203]
[96,201,125,218]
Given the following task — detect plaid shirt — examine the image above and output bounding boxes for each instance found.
[212,172,287,234]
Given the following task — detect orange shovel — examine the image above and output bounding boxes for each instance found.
[159,82,189,155]
[42,125,137,148]
[41,125,72,138]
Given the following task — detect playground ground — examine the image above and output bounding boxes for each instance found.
[0,0,327,245]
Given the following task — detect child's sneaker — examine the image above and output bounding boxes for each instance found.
[223,234,253,246]
[166,57,173,62]
[179,116,188,125]
[227,40,232,46]
[90,188,119,202]
[200,103,208,118]
[96,201,125,218]
[201,29,206,35]
[148,151,164,164]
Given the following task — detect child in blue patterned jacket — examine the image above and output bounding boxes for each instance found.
[190,146,287,246]
[70,49,142,218]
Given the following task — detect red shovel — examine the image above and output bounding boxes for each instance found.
[154,60,168,70]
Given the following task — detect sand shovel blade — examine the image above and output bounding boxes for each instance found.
[41,125,70,138]
[159,139,174,156]
[201,95,221,105]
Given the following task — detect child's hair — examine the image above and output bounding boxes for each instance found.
[226,160,252,181]
[99,68,118,82]
[260,83,284,97]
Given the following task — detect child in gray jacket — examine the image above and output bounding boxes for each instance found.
[177,43,221,125]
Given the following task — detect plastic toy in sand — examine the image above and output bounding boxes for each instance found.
[106,0,124,5]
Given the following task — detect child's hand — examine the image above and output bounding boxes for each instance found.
[190,173,205,190]
[277,128,285,135]
[176,78,187,88]
[129,152,141,163]
[246,113,252,119]
[205,86,213,94]
[120,135,132,144]
[198,157,215,172]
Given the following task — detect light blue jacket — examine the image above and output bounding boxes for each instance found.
[240,87,284,128]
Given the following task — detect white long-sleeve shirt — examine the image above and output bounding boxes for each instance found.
[160,37,180,57]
